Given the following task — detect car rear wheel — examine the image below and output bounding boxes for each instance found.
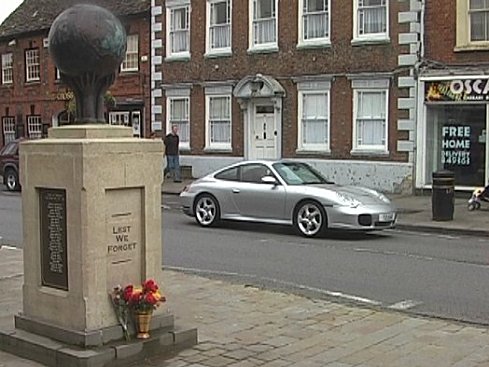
[5,169,19,192]
[194,194,220,227]
[293,200,327,238]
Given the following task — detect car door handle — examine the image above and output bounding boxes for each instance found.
[232,189,240,194]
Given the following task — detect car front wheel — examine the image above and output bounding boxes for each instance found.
[293,200,327,238]
[194,194,220,227]
[5,169,19,192]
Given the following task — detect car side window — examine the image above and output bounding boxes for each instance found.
[240,164,273,184]
[215,167,239,182]
[0,142,16,156]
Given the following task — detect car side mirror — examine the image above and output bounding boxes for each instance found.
[261,176,278,185]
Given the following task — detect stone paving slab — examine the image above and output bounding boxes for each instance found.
[2,248,489,367]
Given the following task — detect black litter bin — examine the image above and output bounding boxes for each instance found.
[432,170,455,221]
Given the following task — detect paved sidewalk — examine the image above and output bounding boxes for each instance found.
[162,179,489,237]
[2,247,489,367]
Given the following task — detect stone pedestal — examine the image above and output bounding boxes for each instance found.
[0,126,197,366]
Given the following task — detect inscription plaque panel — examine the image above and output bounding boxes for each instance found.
[106,188,142,290]
[40,188,68,290]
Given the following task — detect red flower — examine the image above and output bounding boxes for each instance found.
[122,285,133,302]
[145,292,158,305]
[130,290,142,304]
[143,279,158,293]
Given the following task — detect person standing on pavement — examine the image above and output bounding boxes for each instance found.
[164,124,182,182]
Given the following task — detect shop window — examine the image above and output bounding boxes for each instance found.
[27,115,42,139]
[207,0,231,54]
[2,116,15,143]
[299,0,330,45]
[109,111,130,126]
[167,97,190,149]
[250,0,278,50]
[353,0,388,41]
[425,104,486,187]
[206,95,231,150]
[25,49,40,82]
[352,89,388,152]
[121,35,139,72]
[2,53,13,84]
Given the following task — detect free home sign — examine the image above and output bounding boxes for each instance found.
[441,125,471,166]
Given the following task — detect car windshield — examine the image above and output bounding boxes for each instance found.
[272,162,332,185]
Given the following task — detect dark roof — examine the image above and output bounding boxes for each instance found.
[0,0,151,39]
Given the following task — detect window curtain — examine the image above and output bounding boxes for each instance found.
[356,91,386,146]
[359,0,386,34]
[210,1,230,49]
[171,8,189,52]
[209,97,231,143]
[303,0,328,39]
[170,99,190,143]
[470,0,489,41]
[254,0,276,44]
[302,94,328,145]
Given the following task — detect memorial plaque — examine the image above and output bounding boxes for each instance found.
[106,188,143,290]
[40,188,68,290]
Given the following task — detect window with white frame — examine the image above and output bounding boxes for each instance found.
[27,115,42,139]
[2,117,15,144]
[353,89,388,152]
[299,0,329,44]
[109,111,130,126]
[167,6,190,57]
[250,0,277,49]
[121,35,139,72]
[207,0,231,53]
[456,0,489,49]
[2,53,13,84]
[25,49,40,82]
[470,0,489,41]
[354,0,388,39]
[167,97,190,148]
[206,95,231,149]
[298,91,329,151]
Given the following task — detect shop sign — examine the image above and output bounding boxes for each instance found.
[426,79,489,102]
[441,125,471,166]
[54,90,74,101]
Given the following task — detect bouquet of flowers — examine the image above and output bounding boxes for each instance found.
[109,285,131,341]
[109,279,166,340]
[122,279,166,314]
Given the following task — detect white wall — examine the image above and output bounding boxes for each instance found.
[179,156,413,194]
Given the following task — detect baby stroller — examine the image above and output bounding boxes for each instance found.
[468,184,489,210]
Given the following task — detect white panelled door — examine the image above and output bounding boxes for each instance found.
[251,105,276,159]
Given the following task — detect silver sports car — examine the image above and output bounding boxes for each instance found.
[180,160,397,237]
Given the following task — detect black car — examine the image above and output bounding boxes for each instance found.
[0,139,21,191]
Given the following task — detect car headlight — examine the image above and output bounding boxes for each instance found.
[334,192,361,208]
[375,192,391,204]
[359,188,391,204]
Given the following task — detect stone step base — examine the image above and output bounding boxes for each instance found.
[0,324,197,367]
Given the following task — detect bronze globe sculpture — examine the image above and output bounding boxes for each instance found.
[48,4,127,124]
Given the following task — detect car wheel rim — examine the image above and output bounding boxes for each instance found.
[297,204,322,236]
[196,197,216,225]
[6,175,16,190]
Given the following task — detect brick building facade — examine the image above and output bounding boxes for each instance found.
[151,0,421,192]
[0,0,151,147]
[415,0,489,190]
